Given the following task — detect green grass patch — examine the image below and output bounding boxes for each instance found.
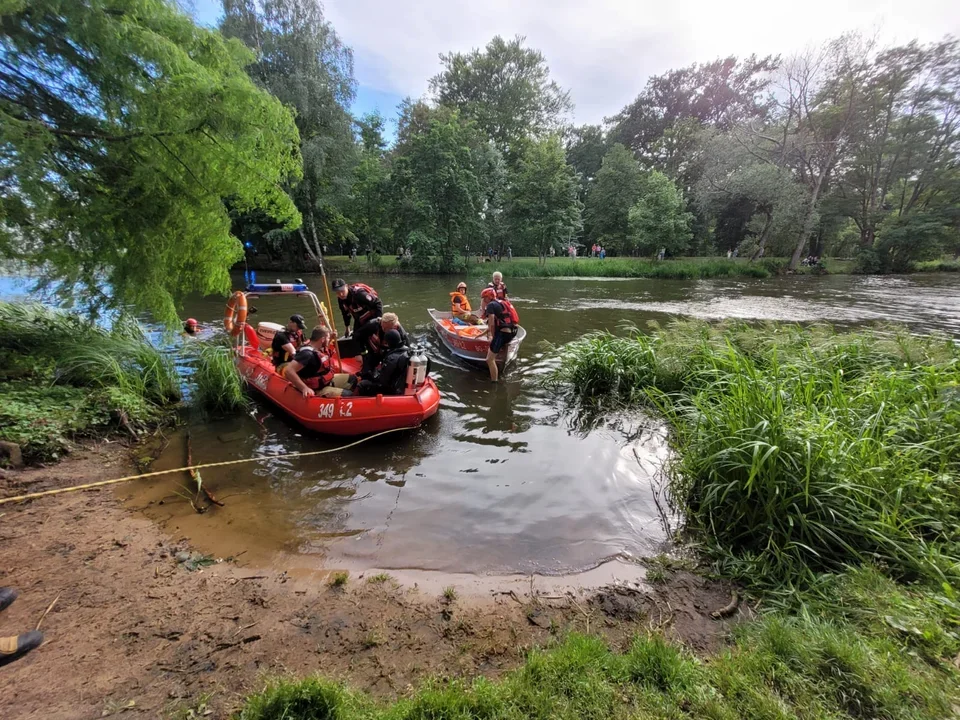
[0,302,181,463]
[328,571,349,588]
[915,259,960,272]
[237,585,958,719]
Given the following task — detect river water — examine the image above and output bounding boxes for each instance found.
[4,271,960,577]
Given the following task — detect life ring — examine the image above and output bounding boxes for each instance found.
[224,291,248,337]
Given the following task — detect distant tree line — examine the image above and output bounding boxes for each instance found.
[2,0,958,320]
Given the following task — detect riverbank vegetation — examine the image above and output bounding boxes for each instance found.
[189,341,252,415]
[551,320,960,589]
[0,302,181,463]
[318,254,872,279]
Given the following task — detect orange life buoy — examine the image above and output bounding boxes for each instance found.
[224,291,248,337]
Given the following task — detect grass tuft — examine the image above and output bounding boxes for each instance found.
[328,571,349,588]
[190,341,251,414]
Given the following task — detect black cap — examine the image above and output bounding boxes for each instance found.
[384,329,403,349]
[332,278,346,290]
[290,314,305,329]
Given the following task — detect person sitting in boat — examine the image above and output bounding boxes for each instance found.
[332,278,383,347]
[283,327,333,398]
[271,314,306,368]
[355,330,410,397]
[486,271,508,300]
[480,288,520,383]
[450,282,481,324]
[361,312,409,375]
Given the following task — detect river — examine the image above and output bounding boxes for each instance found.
[4,271,960,578]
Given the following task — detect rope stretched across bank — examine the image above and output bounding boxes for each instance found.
[0,427,410,506]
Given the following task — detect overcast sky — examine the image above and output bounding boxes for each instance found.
[191,0,960,130]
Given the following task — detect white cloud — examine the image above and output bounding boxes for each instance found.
[325,0,960,125]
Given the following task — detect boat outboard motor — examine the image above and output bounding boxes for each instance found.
[405,346,429,395]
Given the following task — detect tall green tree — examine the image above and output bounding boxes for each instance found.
[627,171,694,256]
[429,35,572,159]
[608,55,777,179]
[835,39,960,256]
[695,131,808,258]
[506,136,583,263]
[0,0,301,322]
[564,124,607,201]
[390,113,484,266]
[220,0,357,265]
[583,144,644,253]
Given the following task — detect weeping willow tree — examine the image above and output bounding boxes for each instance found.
[0,0,303,323]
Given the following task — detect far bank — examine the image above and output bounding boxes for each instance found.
[237,254,958,280]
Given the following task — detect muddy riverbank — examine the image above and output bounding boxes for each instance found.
[0,445,741,720]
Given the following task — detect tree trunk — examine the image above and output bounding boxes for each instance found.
[789,167,829,271]
[750,212,774,261]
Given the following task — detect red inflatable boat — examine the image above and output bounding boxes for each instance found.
[228,283,440,435]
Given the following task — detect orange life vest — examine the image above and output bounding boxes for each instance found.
[450,291,472,313]
[489,299,519,329]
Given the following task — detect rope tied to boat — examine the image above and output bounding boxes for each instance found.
[0,427,412,506]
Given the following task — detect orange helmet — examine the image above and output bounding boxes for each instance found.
[480,287,496,301]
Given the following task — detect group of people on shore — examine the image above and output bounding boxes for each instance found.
[449,271,520,382]
[270,278,413,399]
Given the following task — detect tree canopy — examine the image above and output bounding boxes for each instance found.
[220,0,357,267]
[3,1,959,298]
[583,145,644,254]
[0,0,301,322]
[506,136,582,262]
[430,35,572,159]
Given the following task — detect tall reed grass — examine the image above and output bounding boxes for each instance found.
[0,301,180,461]
[550,320,960,590]
[190,341,251,414]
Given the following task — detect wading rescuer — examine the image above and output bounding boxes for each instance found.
[332,278,383,348]
[271,314,306,368]
[450,282,480,324]
[487,271,508,300]
[283,327,333,398]
[480,287,519,382]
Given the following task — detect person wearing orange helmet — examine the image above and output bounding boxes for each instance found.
[450,281,480,324]
[480,287,519,382]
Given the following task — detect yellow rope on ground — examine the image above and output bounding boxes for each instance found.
[0,427,410,506]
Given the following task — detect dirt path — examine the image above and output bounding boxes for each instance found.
[0,446,741,719]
